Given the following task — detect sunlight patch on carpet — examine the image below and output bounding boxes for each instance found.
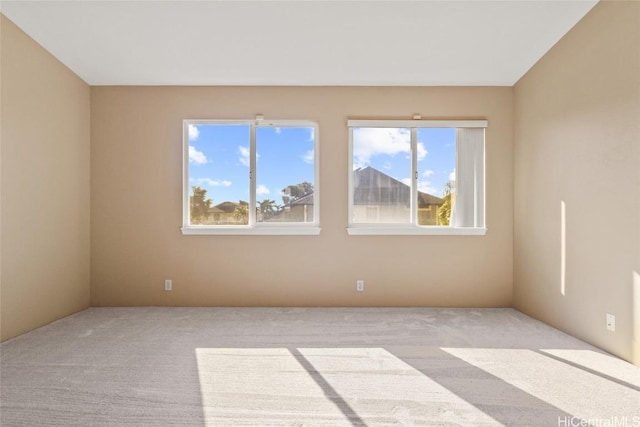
[196,347,501,426]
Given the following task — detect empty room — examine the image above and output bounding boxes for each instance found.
[1,0,639,426]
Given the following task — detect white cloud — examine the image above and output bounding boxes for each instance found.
[274,127,282,134]
[353,128,427,167]
[400,177,437,195]
[238,146,250,167]
[354,128,409,167]
[191,178,231,187]
[417,142,427,161]
[239,146,259,167]
[383,162,392,170]
[189,145,207,164]
[308,127,315,142]
[188,124,199,141]
[423,169,435,177]
[302,149,314,164]
[256,184,270,195]
[449,169,456,181]
[418,182,438,195]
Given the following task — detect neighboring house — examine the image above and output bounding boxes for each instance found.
[264,192,314,223]
[353,166,444,224]
[265,166,443,224]
[195,201,248,225]
[214,201,248,224]
[417,187,446,226]
[279,193,314,222]
[290,193,314,222]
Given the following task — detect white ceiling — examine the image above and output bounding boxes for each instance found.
[1,0,598,86]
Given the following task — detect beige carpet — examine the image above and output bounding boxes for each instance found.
[1,308,639,426]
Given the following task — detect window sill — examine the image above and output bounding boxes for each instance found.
[181,226,321,236]
[346,226,487,236]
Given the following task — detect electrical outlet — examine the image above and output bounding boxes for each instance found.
[606,313,615,332]
[356,280,364,292]
[164,280,172,291]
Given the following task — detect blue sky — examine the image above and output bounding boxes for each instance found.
[353,127,456,197]
[188,124,314,206]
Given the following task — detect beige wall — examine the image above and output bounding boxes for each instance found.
[0,15,91,341]
[91,86,513,307]
[514,1,640,364]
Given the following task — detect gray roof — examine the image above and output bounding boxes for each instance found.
[279,167,444,209]
[353,167,444,207]
[290,193,314,206]
[213,200,248,213]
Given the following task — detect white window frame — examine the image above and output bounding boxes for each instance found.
[347,119,487,236]
[181,118,320,235]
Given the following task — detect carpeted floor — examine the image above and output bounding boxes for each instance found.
[1,307,639,426]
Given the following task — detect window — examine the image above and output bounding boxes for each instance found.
[347,119,487,235]
[182,119,319,235]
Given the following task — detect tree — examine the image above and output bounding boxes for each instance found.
[281,181,313,205]
[190,186,212,222]
[258,199,279,219]
[437,181,454,226]
[233,204,248,223]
